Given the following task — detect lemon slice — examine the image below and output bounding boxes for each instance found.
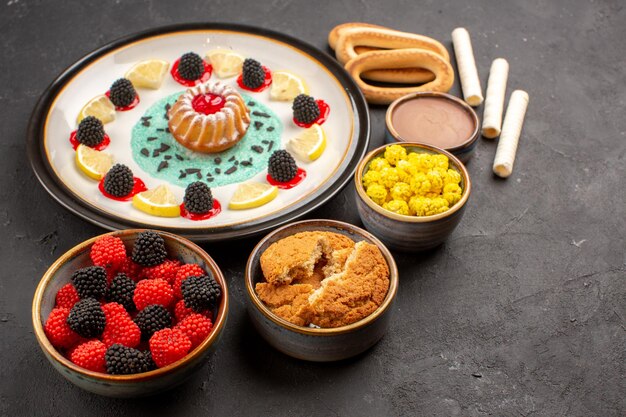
[287,124,327,161]
[229,182,278,210]
[132,185,180,217]
[77,95,115,124]
[75,144,113,180]
[125,59,170,89]
[270,71,308,101]
[206,49,244,78]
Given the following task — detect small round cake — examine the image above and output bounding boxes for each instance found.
[168,82,250,153]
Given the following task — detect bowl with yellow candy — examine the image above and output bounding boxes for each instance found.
[354,143,471,251]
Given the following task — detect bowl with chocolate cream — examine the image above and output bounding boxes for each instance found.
[386,92,479,162]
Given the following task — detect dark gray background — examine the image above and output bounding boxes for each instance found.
[1,0,624,416]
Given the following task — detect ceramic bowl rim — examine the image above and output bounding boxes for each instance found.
[354,142,472,223]
[31,229,229,383]
[245,219,399,336]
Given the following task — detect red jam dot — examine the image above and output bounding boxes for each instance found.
[98,177,147,202]
[293,100,330,128]
[105,90,140,111]
[236,66,273,92]
[69,130,110,151]
[191,93,225,115]
[180,200,222,221]
[171,58,212,87]
[267,168,307,189]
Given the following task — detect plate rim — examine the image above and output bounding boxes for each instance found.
[27,22,370,241]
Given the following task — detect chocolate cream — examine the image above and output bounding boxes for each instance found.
[391,97,475,149]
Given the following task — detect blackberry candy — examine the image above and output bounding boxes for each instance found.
[143,350,157,371]
[131,231,167,267]
[134,304,172,341]
[292,94,320,125]
[105,344,151,375]
[183,182,213,214]
[181,274,221,312]
[241,58,265,89]
[178,52,205,81]
[71,266,107,299]
[267,149,298,183]
[109,78,137,108]
[67,298,106,338]
[76,116,105,147]
[103,164,134,197]
[107,273,136,311]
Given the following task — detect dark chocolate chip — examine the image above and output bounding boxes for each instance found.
[267,141,274,151]
[142,121,150,127]
[252,111,270,118]
[215,168,221,174]
[261,140,269,144]
[241,160,252,167]
[140,148,149,157]
[152,150,160,157]
[179,171,187,179]
[159,143,171,152]
[225,166,237,175]
[251,145,263,154]
[206,177,214,182]
[196,172,202,179]
[185,168,200,174]
[267,126,275,132]
[164,155,172,160]
[247,101,255,106]
[228,156,236,162]
[254,121,263,130]
[156,128,165,132]
[147,136,158,142]
[214,157,221,164]
[234,160,239,166]
[175,154,184,161]
[157,161,168,172]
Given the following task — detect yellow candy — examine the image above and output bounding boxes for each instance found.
[408,153,434,171]
[390,182,412,202]
[408,196,449,216]
[444,168,462,185]
[384,144,407,165]
[379,167,402,189]
[443,183,462,205]
[383,199,410,215]
[432,154,449,170]
[366,183,388,205]
[426,169,444,194]
[409,173,431,196]
[396,159,418,177]
[362,170,382,188]
[368,157,390,172]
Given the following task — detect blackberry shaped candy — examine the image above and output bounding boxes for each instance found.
[268,150,298,183]
[105,344,152,375]
[103,164,134,197]
[292,94,320,125]
[241,58,265,89]
[67,298,106,338]
[181,274,221,312]
[107,273,136,311]
[178,52,205,81]
[76,116,105,147]
[71,266,107,299]
[134,304,172,341]
[183,182,213,214]
[109,78,137,108]
[131,231,167,267]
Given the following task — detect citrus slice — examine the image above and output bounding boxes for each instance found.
[125,59,170,89]
[270,71,308,101]
[229,182,278,210]
[206,49,244,78]
[132,185,180,217]
[77,95,115,124]
[287,124,327,161]
[75,144,114,180]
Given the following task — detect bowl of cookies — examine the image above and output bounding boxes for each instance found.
[355,143,471,251]
[32,229,228,397]
[245,219,398,362]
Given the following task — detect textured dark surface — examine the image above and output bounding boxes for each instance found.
[1,0,625,416]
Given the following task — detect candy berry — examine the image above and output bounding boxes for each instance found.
[71,266,108,300]
[183,182,213,214]
[133,278,174,311]
[44,307,81,349]
[181,274,221,312]
[268,149,298,183]
[173,264,206,298]
[107,273,137,311]
[134,304,172,341]
[143,350,157,371]
[292,94,320,125]
[178,52,205,81]
[141,259,181,284]
[101,302,141,348]
[67,298,106,338]
[76,116,105,147]
[174,299,212,323]
[118,256,143,282]
[105,344,152,375]
[90,235,126,270]
[131,231,167,267]
[175,313,213,348]
[242,58,266,89]
[149,328,192,368]
[55,283,80,309]
[69,340,107,373]
[103,164,134,197]
[108,78,137,108]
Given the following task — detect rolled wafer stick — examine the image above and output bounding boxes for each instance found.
[493,90,529,178]
[482,58,509,138]
[451,27,483,106]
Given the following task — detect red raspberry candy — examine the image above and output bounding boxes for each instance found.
[175,313,213,349]
[149,328,192,368]
[101,302,141,348]
[141,259,181,284]
[90,235,127,271]
[69,340,107,373]
[55,283,80,309]
[133,279,174,311]
[44,307,82,350]
[118,256,144,282]
[173,264,205,298]
[173,299,212,323]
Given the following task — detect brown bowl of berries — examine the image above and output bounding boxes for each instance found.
[31,230,228,398]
